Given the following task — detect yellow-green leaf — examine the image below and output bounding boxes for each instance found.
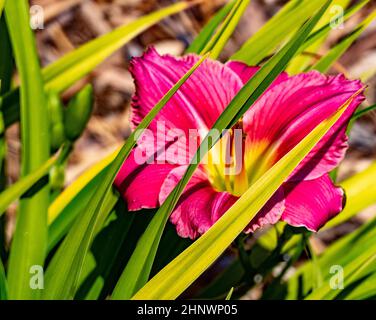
[0,155,57,216]
[230,0,326,64]
[0,0,4,15]
[5,0,50,300]
[323,161,376,230]
[1,1,193,128]
[201,0,251,59]
[287,0,352,74]
[186,0,236,54]
[311,10,376,72]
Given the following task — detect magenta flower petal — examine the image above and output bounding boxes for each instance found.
[226,61,259,83]
[281,174,344,231]
[115,48,245,211]
[226,61,288,86]
[245,188,285,233]
[159,165,285,238]
[130,47,243,132]
[243,71,364,181]
[159,166,237,239]
[128,47,244,165]
[114,149,177,211]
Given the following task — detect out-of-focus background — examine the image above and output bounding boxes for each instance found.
[5,0,376,247]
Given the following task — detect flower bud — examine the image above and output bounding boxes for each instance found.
[47,91,65,152]
[64,84,93,142]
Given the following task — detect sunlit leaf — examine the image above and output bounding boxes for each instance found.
[305,242,376,300]
[225,287,234,300]
[48,149,118,224]
[5,0,50,299]
[341,271,376,300]
[0,0,4,16]
[323,161,376,230]
[287,0,368,73]
[302,0,368,52]
[311,10,376,72]
[0,155,57,217]
[286,0,351,73]
[286,217,376,299]
[47,151,116,251]
[186,0,236,54]
[230,0,326,64]
[1,1,194,128]
[201,0,251,59]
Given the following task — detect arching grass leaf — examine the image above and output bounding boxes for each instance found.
[311,10,376,72]
[287,0,368,73]
[0,155,57,216]
[1,2,194,128]
[323,161,376,230]
[286,216,376,299]
[200,0,251,59]
[5,0,50,299]
[230,0,326,64]
[186,0,236,54]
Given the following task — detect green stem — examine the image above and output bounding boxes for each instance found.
[235,236,253,282]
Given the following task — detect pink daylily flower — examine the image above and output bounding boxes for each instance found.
[115,47,365,239]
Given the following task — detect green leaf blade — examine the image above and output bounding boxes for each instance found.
[0,156,57,216]
[323,161,376,230]
[201,0,251,59]
[311,10,376,73]
[0,257,7,300]
[5,0,50,300]
[186,0,236,54]
[43,2,193,93]
[230,0,326,64]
